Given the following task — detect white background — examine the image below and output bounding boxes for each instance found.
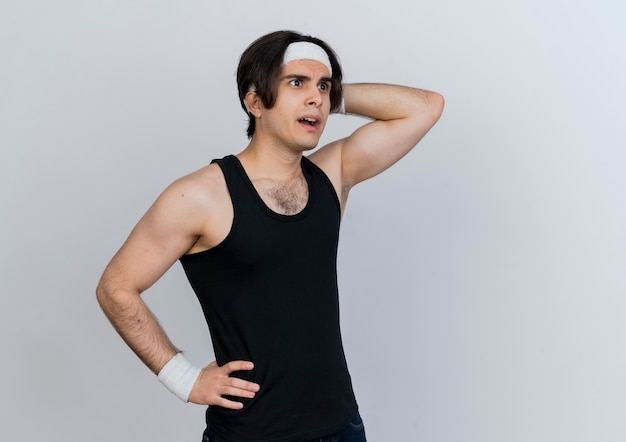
[1,1,625,441]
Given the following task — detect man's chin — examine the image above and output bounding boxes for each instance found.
[298,142,322,154]
[295,138,322,152]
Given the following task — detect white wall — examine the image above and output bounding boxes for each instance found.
[1,1,625,441]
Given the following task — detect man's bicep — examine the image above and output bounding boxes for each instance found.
[339,119,412,187]
[103,185,202,294]
[342,110,443,186]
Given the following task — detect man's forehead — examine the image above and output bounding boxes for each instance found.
[281,59,331,78]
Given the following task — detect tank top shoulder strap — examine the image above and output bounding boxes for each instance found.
[211,154,250,201]
[301,156,341,215]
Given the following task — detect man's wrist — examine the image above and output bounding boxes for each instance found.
[157,352,201,402]
[332,95,346,115]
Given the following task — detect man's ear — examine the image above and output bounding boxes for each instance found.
[245,92,263,117]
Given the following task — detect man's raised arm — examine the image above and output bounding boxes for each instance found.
[332,83,444,196]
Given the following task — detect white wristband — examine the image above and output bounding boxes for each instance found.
[157,353,202,402]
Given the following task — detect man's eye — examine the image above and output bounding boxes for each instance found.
[289,79,302,87]
[318,83,330,92]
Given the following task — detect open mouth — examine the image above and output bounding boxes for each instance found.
[299,117,319,127]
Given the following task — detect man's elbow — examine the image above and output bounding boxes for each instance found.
[95,274,126,314]
[95,278,112,311]
[426,91,445,122]
[407,89,444,125]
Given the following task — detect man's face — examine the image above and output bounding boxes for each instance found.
[257,59,332,152]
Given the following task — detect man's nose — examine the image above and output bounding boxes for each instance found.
[307,86,322,106]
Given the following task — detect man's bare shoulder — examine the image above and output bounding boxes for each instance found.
[161,162,232,253]
[166,162,228,205]
[142,162,229,234]
[308,140,343,174]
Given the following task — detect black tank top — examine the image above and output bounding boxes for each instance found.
[180,155,357,441]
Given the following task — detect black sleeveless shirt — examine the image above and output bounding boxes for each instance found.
[179,155,357,441]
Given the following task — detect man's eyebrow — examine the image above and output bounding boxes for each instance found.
[281,74,311,81]
[280,74,332,83]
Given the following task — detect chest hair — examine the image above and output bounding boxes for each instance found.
[253,174,309,215]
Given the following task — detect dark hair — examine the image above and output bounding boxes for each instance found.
[237,30,343,138]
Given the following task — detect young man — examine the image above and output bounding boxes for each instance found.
[97,30,444,441]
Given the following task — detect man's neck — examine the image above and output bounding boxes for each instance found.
[237,138,305,180]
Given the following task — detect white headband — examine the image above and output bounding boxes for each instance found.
[246,41,333,97]
[282,41,333,75]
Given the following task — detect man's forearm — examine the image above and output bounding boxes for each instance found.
[96,285,179,374]
[342,83,443,122]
